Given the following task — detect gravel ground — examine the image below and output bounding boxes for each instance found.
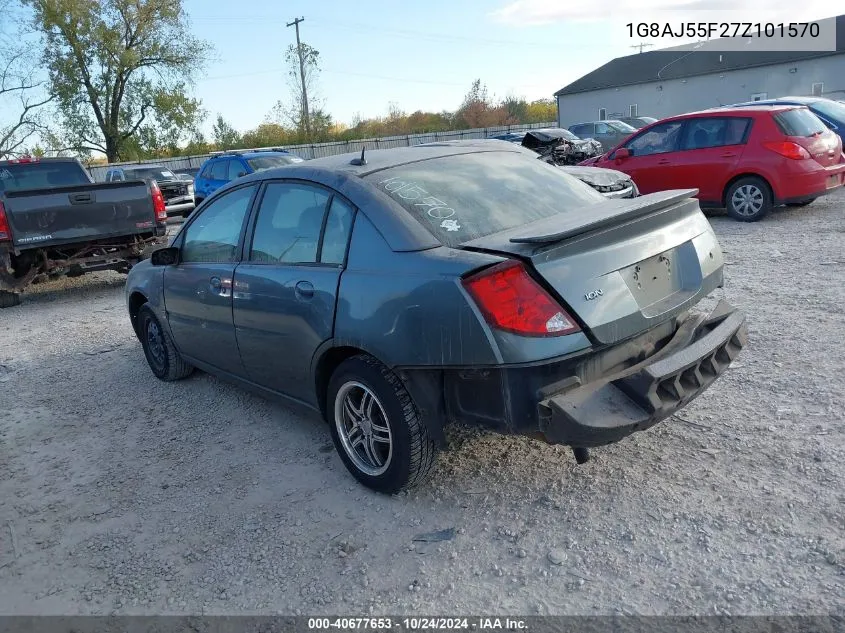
[0,194,843,616]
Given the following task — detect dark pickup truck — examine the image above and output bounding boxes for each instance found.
[0,156,168,307]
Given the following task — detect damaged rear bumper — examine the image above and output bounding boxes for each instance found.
[538,300,747,446]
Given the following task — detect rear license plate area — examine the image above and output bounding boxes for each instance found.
[621,248,682,308]
[827,174,842,188]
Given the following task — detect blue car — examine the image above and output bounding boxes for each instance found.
[194,149,303,206]
[726,97,845,143]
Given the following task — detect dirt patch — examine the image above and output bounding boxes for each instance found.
[1,194,843,615]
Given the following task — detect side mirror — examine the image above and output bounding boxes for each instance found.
[236,171,247,178]
[614,148,631,160]
[150,246,180,266]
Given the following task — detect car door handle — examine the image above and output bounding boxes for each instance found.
[721,152,737,158]
[295,280,314,299]
[657,159,671,165]
[207,276,232,297]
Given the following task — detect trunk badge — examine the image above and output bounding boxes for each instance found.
[584,289,604,301]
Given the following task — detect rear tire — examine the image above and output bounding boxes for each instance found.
[327,354,437,494]
[726,176,772,222]
[0,290,21,308]
[137,304,193,381]
[786,198,816,208]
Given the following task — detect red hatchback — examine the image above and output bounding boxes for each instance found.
[581,105,845,221]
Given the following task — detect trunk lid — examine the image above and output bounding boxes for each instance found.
[794,129,842,167]
[461,190,723,345]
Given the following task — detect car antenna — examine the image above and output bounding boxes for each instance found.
[350,146,367,166]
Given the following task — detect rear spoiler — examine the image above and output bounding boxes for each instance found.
[508,189,699,245]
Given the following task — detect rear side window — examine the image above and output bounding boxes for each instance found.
[364,151,604,247]
[210,160,229,180]
[680,117,751,150]
[0,161,90,192]
[249,182,330,264]
[774,108,826,137]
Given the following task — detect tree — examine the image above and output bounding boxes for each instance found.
[455,79,509,129]
[280,41,322,140]
[211,114,241,149]
[24,0,211,161]
[0,49,52,158]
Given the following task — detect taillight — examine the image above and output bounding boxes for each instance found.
[462,260,580,337]
[0,200,11,241]
[151,182,167,221]
[7,156,38,164]
[763,141,810,160]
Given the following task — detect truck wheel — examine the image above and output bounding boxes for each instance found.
[0,290,21,308]
[137,304,193,381]
[327,354,437,494]
[726,177,772,222]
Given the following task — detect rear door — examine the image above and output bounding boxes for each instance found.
[612,120,684,194]
[163,184,257,374]
[669,117,751,203]
[233,181,355,402]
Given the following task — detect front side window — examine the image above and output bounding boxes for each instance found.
[181,185,256,263]
[227,159,247,180]
[595,122,611,134]
[626,121,683,156]
[249,182,330,264]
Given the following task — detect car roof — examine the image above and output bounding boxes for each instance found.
[660,104,802,121]
[293,140,529,177]
[121,164,167,170]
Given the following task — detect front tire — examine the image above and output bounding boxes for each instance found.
[726,176,772,222]
[137,304,193,381]
[0,290,21,308]
[327,355,437,494]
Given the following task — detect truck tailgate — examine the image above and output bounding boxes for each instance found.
[4,181,156,248]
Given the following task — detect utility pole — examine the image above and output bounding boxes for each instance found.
[286,16,311,139]
[630,42,653,54]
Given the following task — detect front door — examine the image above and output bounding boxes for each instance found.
[233,182,356,402]
[163,184,257,375]
[612,120,684,194]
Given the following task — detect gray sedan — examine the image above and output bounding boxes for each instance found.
[126,141,746,493]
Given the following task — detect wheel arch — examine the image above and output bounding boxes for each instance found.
[128,290,149,336]
[721,172,774,208]
[312,343,447,447]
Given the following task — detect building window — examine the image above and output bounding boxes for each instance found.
[629,104,638,117]
[812,82,824,96]
[751,92,767,101]
[598,108,607,120]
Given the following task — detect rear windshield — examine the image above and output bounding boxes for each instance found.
[812,99,845,124]
[774,108,826,137]
[364,151,605,247]
[608,120,638,133]
[0,161,90,193]
[246,155,304,171]
[125,167,177,181]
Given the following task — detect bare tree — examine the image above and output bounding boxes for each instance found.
[0,43,52,158]
[280,41,322,140]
